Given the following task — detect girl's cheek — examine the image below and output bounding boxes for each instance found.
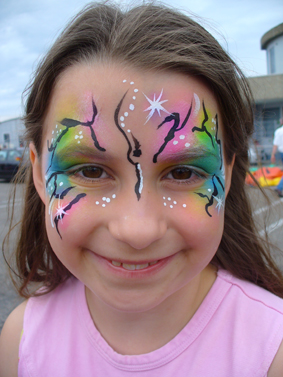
[45,180,86,239]
[46,178,118,239]
[162,174,226,221]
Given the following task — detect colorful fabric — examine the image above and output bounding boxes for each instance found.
[246,166,283,187]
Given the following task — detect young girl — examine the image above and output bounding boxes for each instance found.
[1,3,283,376]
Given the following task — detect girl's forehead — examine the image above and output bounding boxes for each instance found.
[46,63,219,127]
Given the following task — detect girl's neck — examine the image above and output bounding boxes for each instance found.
[85,265,217,355]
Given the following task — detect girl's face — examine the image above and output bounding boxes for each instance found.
[32,63,233,313]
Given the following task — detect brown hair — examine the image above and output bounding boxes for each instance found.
[5,2,283,297]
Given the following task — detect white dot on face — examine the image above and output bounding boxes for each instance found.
[185,143,190,148]
[52,131,54,134]
[179,135,185,139]
[164,203,167,206]
[102,204,106,207]
[173,141,178,145]
[170,205,173,208]
[123,79,127,83]
[129,104,135,111]
[59,182,63,186]
[56,125,58,128]
[79,135,83,139]
[208,189,211,192]
[133,96,136,100]
[78,141,80,144]
[112,194,116,199]
[102,197,106,201]
[124,112,128,117]
[75,135,79,139]
[120,116,124,121]
[173,201,177,204]
[79,131,83,134]
[106,198,110,203]
[127,129,131,133]
[96,201,99,205]
[134,89,138,93]
[163,196,165,200]
[130,81,134,85]
[168,197,171,201]
[183,204,187,208]
[121,123,125,127]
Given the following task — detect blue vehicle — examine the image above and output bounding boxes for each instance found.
[0,149,26,181]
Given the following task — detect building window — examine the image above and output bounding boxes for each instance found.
[18,135,24,148]
[3,133,10,148]
[268,46,276,74]
[262,107,280,137]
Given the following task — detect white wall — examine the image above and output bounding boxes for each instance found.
[266,34,283,75]
[0,118,25,149]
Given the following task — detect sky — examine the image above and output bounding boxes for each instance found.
[0,0,283,122]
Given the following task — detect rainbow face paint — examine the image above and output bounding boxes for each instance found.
[45,76,225,239]
[45,100,105,238]
[116,80,225,217]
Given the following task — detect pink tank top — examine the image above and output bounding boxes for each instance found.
[18,270,283,376]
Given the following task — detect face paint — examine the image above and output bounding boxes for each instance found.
[114,80,144,200]
[142,91,225,217]
[44,71,225,243]
[153,103,193,163]
[191,102,225,217]
[143,89,170,124]
[45,99,106,238]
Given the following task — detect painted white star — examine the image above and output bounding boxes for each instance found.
[213,195,224,213]
[143,89,170,124]
[55,203,68,222]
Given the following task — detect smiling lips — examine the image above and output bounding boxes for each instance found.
[111,260,158,270]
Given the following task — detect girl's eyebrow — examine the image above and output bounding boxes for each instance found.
[157,146,219,164]
[55,143,111,162]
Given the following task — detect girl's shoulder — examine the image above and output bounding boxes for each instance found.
[218,270,283,376]
[0,300,28,377]
[0,278,78,377]
[218,269,283,312]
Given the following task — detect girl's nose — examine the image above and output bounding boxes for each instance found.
[108,198,167,250]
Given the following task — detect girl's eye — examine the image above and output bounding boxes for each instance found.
[80,166,104,179]
[169,167,192,180]
[67,165,111,183]
[163,166,207,186]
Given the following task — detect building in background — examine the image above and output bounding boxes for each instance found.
[0,117,25,149]
[262,23,283,75]
[248,23,283,157]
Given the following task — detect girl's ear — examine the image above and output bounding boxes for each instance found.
[225,154,235,198]
[29,143,46,205]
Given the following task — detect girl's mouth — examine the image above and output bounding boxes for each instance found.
[88,250,177,277]
[111,260,158,270]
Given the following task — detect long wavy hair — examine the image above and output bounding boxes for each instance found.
[5,2,283,297]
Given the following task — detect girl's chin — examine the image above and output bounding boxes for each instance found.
[85,284,172,314]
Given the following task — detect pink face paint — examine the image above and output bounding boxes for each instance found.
[45,98,106,238]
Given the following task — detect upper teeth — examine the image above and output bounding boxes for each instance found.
[111,260,158,270]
